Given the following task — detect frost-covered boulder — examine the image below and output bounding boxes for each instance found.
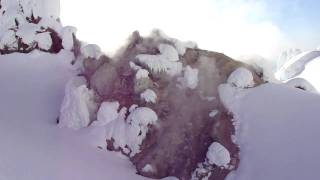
[62,30,263,180]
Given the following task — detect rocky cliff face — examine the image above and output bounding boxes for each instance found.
[60,30,263,180]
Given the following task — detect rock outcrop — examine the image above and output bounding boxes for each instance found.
[61,30,263,180]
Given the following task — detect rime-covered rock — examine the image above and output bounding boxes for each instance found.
[60,30,263,180]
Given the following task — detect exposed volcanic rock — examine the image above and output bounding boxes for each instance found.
[0,0,77,55]
[61,30,263,180]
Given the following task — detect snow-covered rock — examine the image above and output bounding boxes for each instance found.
[35,32,52,50]
[136,69,149,79]
[207,142,231,168]
[106,107,158,156]
[136,43,182,75]
[81,44,102,59]
[94,101,120,127]
[61,26,77,51]
[227,67,254,88]
[140,89,157,103]
[178,66,199,89]
[59,77,96,130]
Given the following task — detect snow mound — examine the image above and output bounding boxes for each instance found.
[207,142,231,168]
[227,67,254,88]
[61,26,77,51]
[140,89,157,103]
[106,107,158,156]
[225,83,320,180]
[81,44,102,59]
[136,69,150,79]
[94,101,120,127]
[285,78,317,93]
[35,32,52,50]
[59,77,96,130]
[136,44,182,75]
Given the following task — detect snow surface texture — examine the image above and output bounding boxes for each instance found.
[207,142,231,168]
[0,52,150,180]
[223,83,320,180]
[59,77,96,130]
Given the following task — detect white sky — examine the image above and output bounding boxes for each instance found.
[60,0,291,60]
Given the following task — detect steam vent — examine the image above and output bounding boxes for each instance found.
[59,30,263,180]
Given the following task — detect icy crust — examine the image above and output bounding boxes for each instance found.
[105,106,158,156]
[0,0,76,54]
[59,77,96,130]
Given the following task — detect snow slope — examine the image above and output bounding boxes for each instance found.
[226,83,320,180]
[0,52,147,180]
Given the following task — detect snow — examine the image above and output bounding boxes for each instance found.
[142,164,154,173]
[0,30,18,50]
[106,107,158,156]
[61,26,77,50]
[35,32,52,50]
[225,83,320,180]
[136,44,182,75]
[227,67,254,88]
[81,44,102,59]
[153,30,197,55]
[285,78,317,93]
[178,66,199,89]
[0,51,149,180]
[140,89,157,103]
[59,77,96,130]
[136,69,150,79]
[94,101,120,127]
[206,142,231,168]
[209,110,219,118]
[276,50,320,81]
